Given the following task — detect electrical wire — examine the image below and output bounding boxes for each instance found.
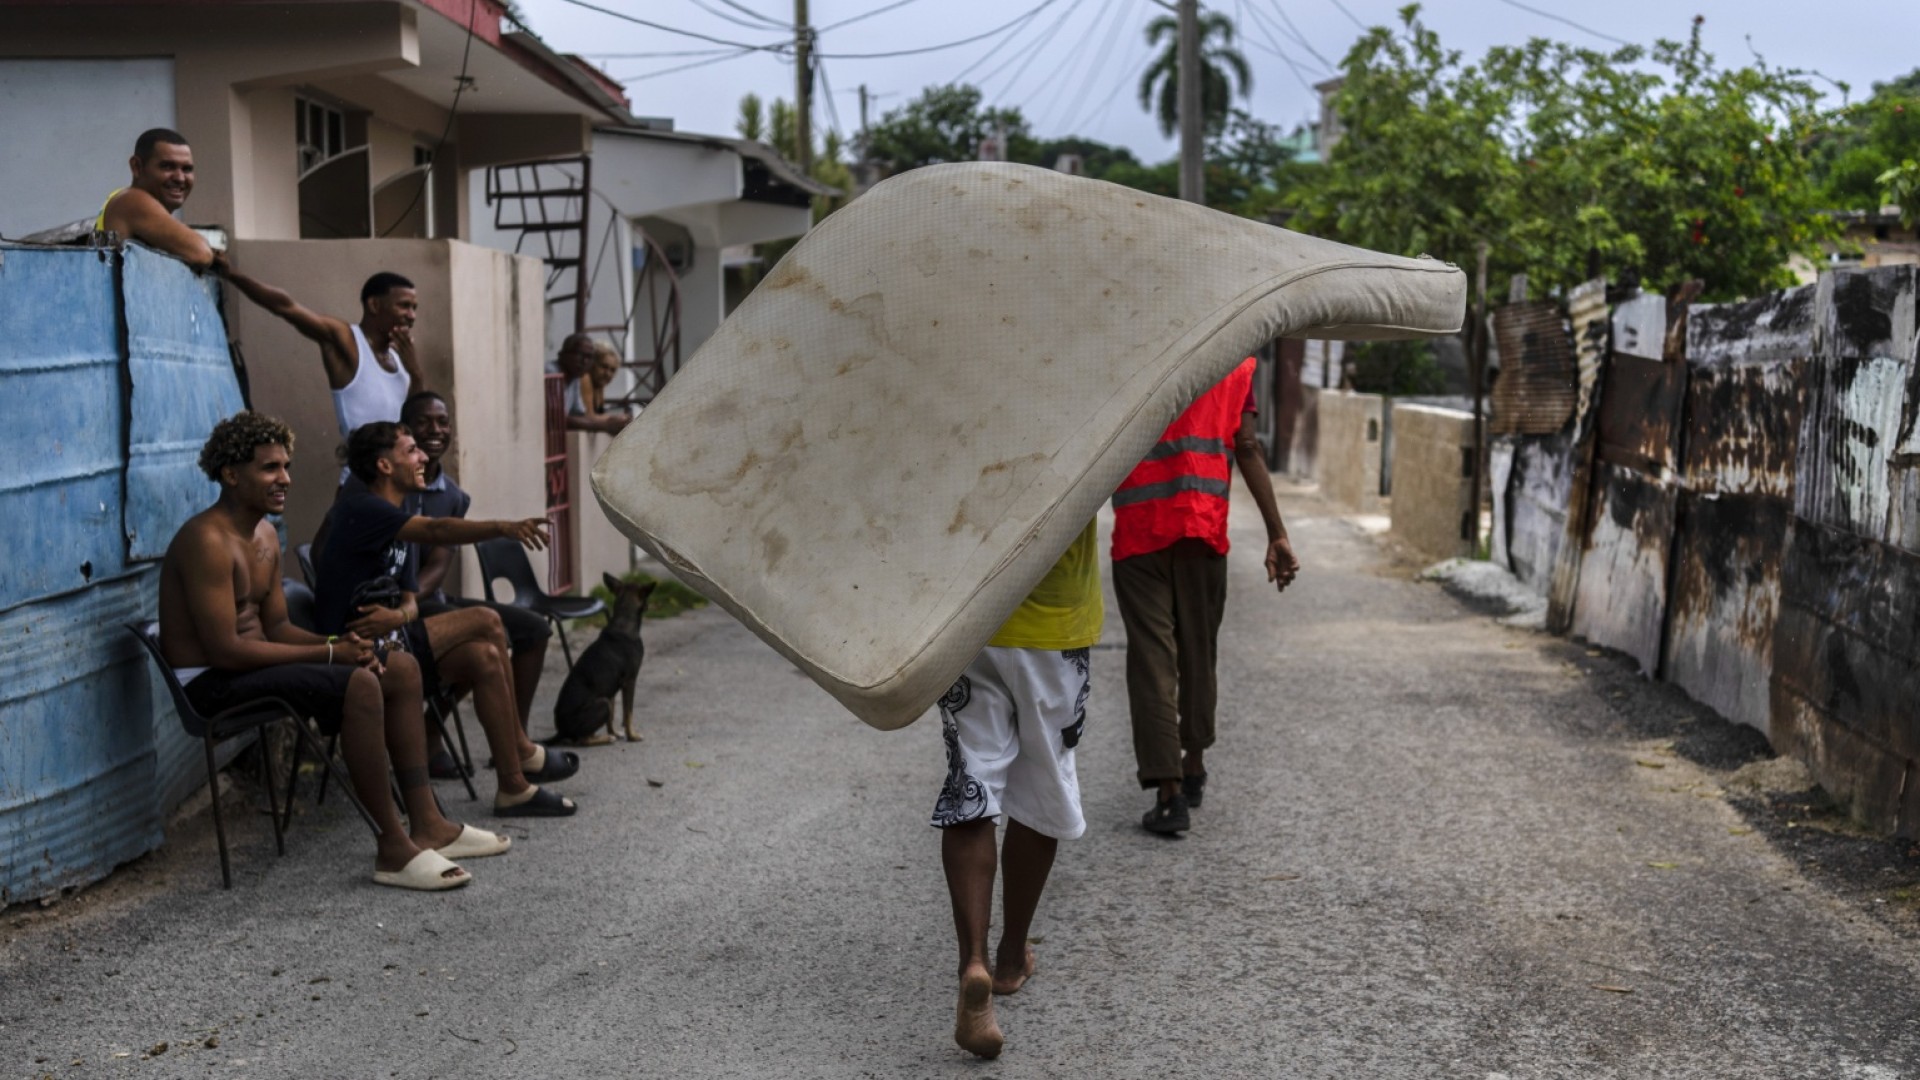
[710,0,787,29]
[1028,0,1120,123]
[580,47,740,59]
[1066,40,1157,134]
[811,0,1067,59]
[1325,0,1366,31]
[380,0,478,237]
[1050,0,1137,130]
[947,2,1055,84]
[1244,1,1331,72]
[548,0,788,51]
[817,57,846,143]
[683,0,788,31]
[819,0,931,33]
[982,0,1088,101]
[1490,0,1631,47]
[1262,0,1334,69]
[1240,5,1323,92]
[613,46,761,82]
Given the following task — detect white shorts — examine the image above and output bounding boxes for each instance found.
[930,645,1092,841]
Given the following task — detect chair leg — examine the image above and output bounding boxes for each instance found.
[263,726,286,857]
[553,615,575,669]
[282,728,305,834]
[427,699,479,802]
[205,736,232,890]
[317,733,338,805]
[292,722,378,835]
[447,700,476,778]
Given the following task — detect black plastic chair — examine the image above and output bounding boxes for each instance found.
[125,622,376,889]
[474,537,605,668]
[295,543,317,589]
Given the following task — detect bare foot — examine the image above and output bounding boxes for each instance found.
[953,966,1003,1059]
[991,945,1035,995]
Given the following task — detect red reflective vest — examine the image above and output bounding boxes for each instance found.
[1110,358,1255,561]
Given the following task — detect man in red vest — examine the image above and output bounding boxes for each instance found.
[1112,356,1299,836]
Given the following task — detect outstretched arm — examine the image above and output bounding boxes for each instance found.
[223,266,358,387]
[1232,410,1299,593]
[396,515,550,550]
[111,189,213,270]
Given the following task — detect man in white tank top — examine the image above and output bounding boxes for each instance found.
[225,267,426,441]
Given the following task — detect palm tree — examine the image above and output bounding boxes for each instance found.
[1138,12,1252,139]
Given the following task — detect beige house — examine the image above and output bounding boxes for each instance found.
[1,0,821,595]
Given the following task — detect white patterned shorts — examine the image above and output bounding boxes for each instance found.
[930,645,1092,841]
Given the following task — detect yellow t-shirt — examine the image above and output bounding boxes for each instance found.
[989,519,1104,650]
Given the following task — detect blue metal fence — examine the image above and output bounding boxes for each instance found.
[0,242,245,906]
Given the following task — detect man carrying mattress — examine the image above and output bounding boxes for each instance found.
[1113,357,1298,837]
[932,518,1102,1060]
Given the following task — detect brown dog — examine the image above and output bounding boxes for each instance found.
[551,574,657,744]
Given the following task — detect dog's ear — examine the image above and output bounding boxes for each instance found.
[603,572,623,594]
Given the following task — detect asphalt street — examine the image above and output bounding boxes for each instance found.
[4,478,1919,1079]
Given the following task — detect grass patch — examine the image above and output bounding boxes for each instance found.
[572,571,709,628]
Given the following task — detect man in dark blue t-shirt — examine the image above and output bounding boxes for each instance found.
[315,421,578,818]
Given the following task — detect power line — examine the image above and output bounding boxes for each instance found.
[1241,14,1322,93]
[948,2,1055,84]
[811,0,1068,59]
[548,0,788,51]
[614,47,762,82]
[683,0,788,31]
[819,0,931,33]
[1490,0,1631,47]
[1029,0,1120,123]
[580,47,740,59]
[817,56,846,143]
[1325,0,1366,31]
[710,0,787,29]
[1051,0,1138,131]
[1066,38,1158,134]
[1243,2,1330,74]
[983,0,1089,102]
[1262,0,1334,69]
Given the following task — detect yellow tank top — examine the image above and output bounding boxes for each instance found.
[95,188,126,232]
[989,518,1104,651]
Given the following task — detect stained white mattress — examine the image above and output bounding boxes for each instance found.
[593,163,1466,730]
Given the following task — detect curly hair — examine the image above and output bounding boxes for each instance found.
[198,411,295,481]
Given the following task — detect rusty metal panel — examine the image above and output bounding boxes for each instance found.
[1688,283,1817,364]
[1595,355,1687,476]
[0,245,130,612]
[1771,520,1920,835]
[1569,279,1608,419]
[1492,432,1573,596]
[1665,494,1791,730]
[1571,463,1675,673]
[1490,301,1577,435]
[122,243,244,561]
[1795,268,1918,543]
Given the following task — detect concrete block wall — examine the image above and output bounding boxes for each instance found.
[1389,404,1475,562]
[1315,390,1386,513]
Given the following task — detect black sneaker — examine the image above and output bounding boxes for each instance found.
[1142,793,1191,836]
[1182,772,1208,809]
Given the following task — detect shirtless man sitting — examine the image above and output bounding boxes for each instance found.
[96,127,215,270]
[158,412,512,891]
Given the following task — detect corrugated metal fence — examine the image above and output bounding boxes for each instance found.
[0,242,244,905]
[1492,266,1920,835]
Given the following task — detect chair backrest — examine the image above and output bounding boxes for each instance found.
[283,578,319,634]
[295,543,317,589]
[474,537,545,607]
[123,621,211,738]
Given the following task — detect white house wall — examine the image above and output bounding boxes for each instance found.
[0,58,177,239]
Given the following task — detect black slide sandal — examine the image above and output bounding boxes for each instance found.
[494,786,578,817]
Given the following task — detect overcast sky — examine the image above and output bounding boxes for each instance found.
[516,0,1920,160]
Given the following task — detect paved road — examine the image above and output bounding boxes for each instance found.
[4,479,1919,1079]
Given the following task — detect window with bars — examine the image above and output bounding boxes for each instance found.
[296,97,345,174]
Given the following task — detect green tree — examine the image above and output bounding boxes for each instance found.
[1814,71,1920,211]
[1137,11,1252,139]
[1295,6,1834,300]
[736,93,765,141]
[863,84,1034,174]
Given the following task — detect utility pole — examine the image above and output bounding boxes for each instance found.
[858,83,870,151]
[1177,0,1203,204]
[795,0,813,174]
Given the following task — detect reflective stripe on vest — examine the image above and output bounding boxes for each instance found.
[1110,358,1255,561]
